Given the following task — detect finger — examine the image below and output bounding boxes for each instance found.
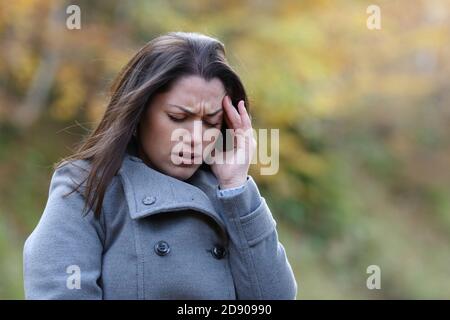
[235,130,245,150]
[235,127,253,149]
[222,95,242,128]
[234,130,254,164]
[223,107,233,129]
[237,100,251,129]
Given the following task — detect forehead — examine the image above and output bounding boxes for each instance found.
[163,75,226,111]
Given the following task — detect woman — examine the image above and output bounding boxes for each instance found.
[23,32,298,300]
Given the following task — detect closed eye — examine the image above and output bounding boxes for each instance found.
[168,114,186,122]
[205,121,220,127]
[168,114,221,127]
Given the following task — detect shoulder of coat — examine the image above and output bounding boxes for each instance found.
[55,158,91,178]
[51,159,93,192]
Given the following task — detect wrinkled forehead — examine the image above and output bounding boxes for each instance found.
[163,76,226,113]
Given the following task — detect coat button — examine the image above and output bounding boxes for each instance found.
[154,240,170,256]
[211,245,226,259]
[142,196,156,205]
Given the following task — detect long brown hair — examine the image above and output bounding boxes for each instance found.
[56,31,250,219]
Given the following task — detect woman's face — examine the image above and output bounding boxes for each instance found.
[137,75,226,180]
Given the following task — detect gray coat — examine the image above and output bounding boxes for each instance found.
[23,147,298,300]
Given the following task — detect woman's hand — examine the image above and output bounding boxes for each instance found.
[210,95,257,189]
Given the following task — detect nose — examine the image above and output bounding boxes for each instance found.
[189,129,203,157]
[175,121,203,158]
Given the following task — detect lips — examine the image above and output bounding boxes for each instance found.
[178,151,201,159]
[173,151,202,164]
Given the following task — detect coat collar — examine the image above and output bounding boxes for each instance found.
[117,146,226,233]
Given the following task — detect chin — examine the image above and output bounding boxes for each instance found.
[164,163,200,181]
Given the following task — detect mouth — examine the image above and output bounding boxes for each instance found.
[173,151,203,165]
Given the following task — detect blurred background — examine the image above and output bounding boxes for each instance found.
[1,0,450,299]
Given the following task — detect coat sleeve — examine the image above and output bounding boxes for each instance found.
[23,162,105,299]
[216,176,298,300]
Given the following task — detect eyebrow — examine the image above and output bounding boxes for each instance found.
[167,103,223,116]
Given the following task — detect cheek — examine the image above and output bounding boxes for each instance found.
[143,115,180,152]
[144,113,170,139]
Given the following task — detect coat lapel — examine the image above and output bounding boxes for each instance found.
[117,154,226,233]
